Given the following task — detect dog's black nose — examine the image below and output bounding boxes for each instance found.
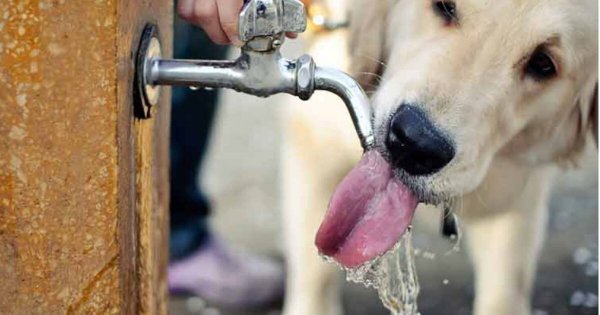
[387,104,455,175]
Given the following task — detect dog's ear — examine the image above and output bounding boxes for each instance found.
[590,84,598,145]
[554,78,598,164]
[348,0,388,89]
[574,79,597,151]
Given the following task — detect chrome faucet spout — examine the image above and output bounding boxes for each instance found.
[314,67,374,150]
[145,50,374,150]
[136,0,375,150]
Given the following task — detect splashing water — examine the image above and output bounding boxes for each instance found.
[323,229,420,315]
[188,86,214,91]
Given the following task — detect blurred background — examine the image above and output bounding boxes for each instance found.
[168,7,598,315]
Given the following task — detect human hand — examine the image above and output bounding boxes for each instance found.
[177,0,298,46]
[177,0,245,46]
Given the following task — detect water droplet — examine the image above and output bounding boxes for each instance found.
[570,290,586,306]
[585,261,598,277]
[185,296,206,312]
[573,247,592,265]
[203,308,221,315]
[422,251,436,260]
[584,293,598,308]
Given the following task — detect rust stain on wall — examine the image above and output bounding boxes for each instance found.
[66,254,119,315]
[0,0,121,313]
[0,0,172,313]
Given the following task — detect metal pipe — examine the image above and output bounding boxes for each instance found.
[314,67,374,149]
[149,59,241,89]
[147,57,374,150]
[147,50,299,98]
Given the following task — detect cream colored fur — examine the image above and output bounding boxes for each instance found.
[281,0,598,314]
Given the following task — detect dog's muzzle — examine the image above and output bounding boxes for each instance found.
[387,104,455,175]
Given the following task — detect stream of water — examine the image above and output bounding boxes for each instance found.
[324,229,420,315]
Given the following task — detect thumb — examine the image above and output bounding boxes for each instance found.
[216,0,244,47]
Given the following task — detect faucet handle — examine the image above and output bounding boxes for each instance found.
[239,0,307,42]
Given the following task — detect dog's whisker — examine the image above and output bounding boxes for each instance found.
[363,83,380,90]
[474,190,491,212]
[362,77,389,93]
[354,53,389,69]
[356,71,385,82]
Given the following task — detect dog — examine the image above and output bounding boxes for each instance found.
[281,0,598,314]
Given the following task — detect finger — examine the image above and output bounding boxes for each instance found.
[216,0,244,46]
[177,0,195,21]
[193,0,230,45]
[286,32,298,39]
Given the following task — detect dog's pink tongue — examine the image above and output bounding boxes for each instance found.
[315,150,418,268]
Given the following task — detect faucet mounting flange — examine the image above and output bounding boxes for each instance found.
[135,24,162,118]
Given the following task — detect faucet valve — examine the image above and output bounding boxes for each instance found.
[239,0,306,51]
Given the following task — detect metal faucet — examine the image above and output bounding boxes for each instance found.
[136,0,374,150]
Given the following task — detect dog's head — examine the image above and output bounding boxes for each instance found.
[350,0,598,202]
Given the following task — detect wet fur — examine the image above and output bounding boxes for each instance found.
[282,0,597,314]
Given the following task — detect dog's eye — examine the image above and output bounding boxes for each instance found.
[525,49,557,81]
[433,1,457,25]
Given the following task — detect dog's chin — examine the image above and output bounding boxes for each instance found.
[392,169,453,206]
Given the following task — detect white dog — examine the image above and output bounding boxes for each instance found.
[281,0,598,314]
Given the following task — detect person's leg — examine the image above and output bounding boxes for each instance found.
[168,10,284,310]
[169,17,225,260]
